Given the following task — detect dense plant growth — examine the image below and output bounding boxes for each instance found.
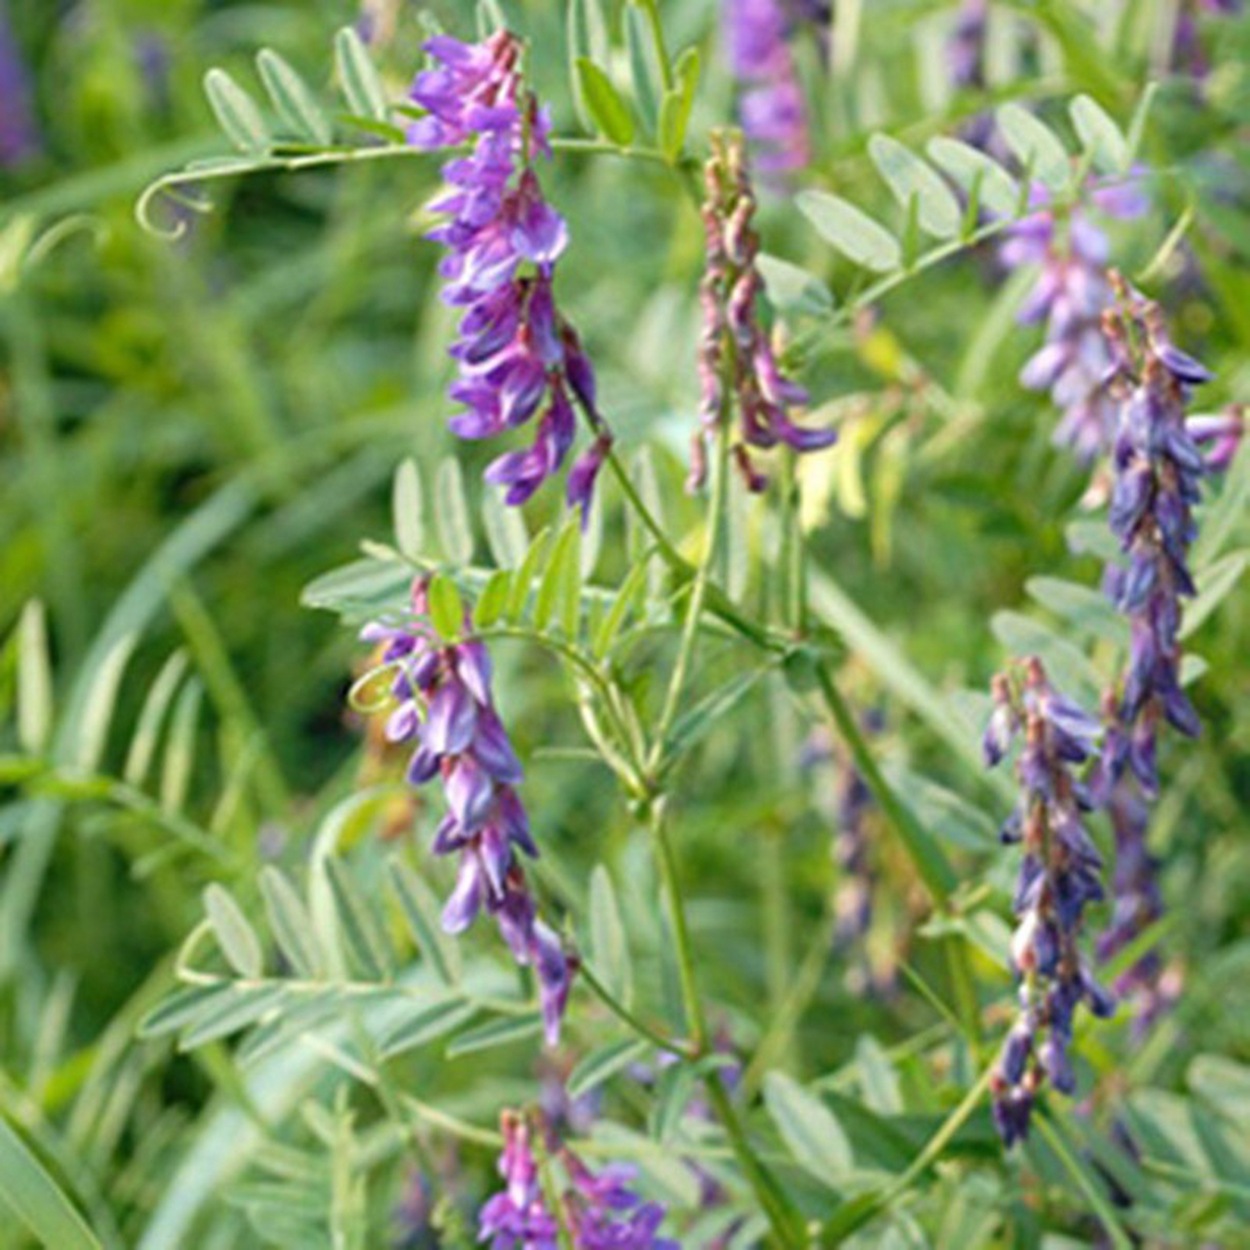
[2,1,1250,1247]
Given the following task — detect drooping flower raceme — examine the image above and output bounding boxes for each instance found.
[407,30,611,513]
[479,1110,677,1249]
[0,1,40,168]
[362,579,572,1045]
[721,0,812,179]
[984,659,1114,1147]
[691,131,835,493]
[1001,184,1146,462]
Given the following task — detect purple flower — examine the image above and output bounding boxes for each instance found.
[1000,184,1146,461]
[363,579,573,1045]
[408,30,612,514]
[985,658,1113,1146]
[1173,0,1243,78]
[690,132,834,493]
[0,1,41,168]
[479,1112,676,1250]
[722,0,812,179]
[947,0,988,92]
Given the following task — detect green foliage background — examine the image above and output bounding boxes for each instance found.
[1,0,1249,1247]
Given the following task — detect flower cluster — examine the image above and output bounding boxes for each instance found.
[480,1110,676,1249]
[984,658,1114,1146]
[407,30,611,513]
[691,131,835,493]
[721,0,812,179]
[0,2,40,168]
[1100,287,1213,788]
[1001,185,1146,462]
[362,579,572,1045]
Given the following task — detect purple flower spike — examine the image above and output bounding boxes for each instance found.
[361,578,573,1045]
[479,1112,677,1250]
[985,658,1112,1146]
[1000,182,1146,462]
[691,132,835,493]
[409,28,611,513]
[722,0,812,180]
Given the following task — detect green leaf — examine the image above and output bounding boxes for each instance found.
[473,570,513,630]
[482,488,529,570]
[995,103,1071,192]
[763,1072,854,1190]
[203,68,271,155]
[136,983,234,1039]
[1124,83,1159,168]
[592,558,649,659]
[868,134,962,239]
[158,677,202,814]
[925,137,1021,219]
[576,58,636,147]
[123,650,189,787]
[392,459,425,562]
[16,600,52,755]
[507,527,552,622]
[534,522,580,633]
[388,858,460,985]
[854,1035,902,1115]
[658,47,699,161]
[75,632,138,773]
[445,1012,543,1058]
[427,574,465,641]
[256,49,332,145]
[567,0,610,131]
[567,1038,651,1101]
[588,865,633,1006]
[259,866,323,979]
[204,884,264,979]
[797,191,902,273]
[0,1115,103,1250]
[1188,1054,1250,1123]
[378,998,477,1058]
[1069,94,1128,174]
[1025,576,1124,644]
[624,7,661,133]
[435,458,474,566]
[756,253,835,317]
[178,984,289,1049]
[334,27,389,123]
[1183,550,1248,639]
[665,665,771,762]
[324,857,393,981]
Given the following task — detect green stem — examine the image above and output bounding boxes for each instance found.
[648,426,730,772]
[649,802,805,1248]
[1034,1111,1135,1250]
[578,962,691,1058]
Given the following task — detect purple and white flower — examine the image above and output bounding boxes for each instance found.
[408,30,611,514]
[721,0,812,179]
[363,578,572,1045]
[479,1111,677,1249]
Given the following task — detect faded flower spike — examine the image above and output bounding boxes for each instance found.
[721,0,812,180]
[480,1110,677,1250]
[986,658,1114,1146]
[1001,182,1146,461]
[690,131,835,493]
[407,30,611,514]
[361,579,572,1044]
